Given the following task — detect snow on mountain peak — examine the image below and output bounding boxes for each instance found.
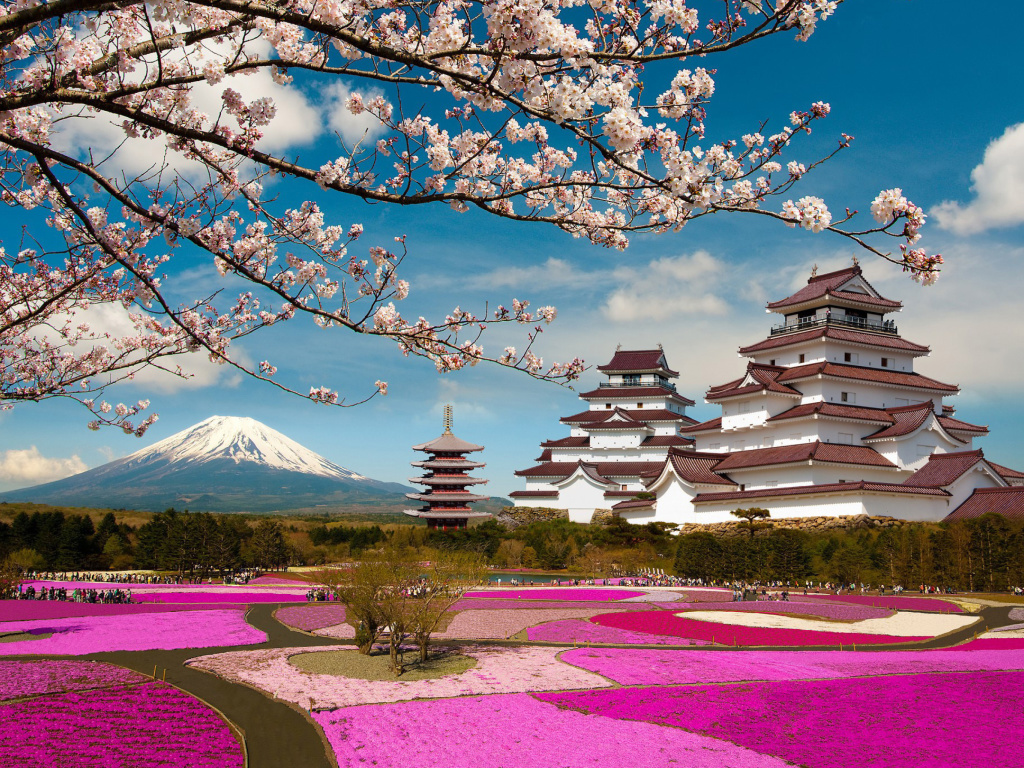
[122,415,365,480]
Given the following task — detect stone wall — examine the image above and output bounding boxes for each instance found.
[494,506,569,530]
[677,514,912,538]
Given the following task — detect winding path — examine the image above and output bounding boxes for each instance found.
[6,600,1019,768]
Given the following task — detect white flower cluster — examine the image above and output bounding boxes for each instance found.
[781,196,832,232]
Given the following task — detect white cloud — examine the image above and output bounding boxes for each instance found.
[932,122,1024,235]
[324,83,388,148]
[0,447,87,487]
[602,250,730,322]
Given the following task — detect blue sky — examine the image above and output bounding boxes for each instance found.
[3,0,1024,499]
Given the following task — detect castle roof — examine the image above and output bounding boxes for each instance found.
[945,487,1024,521]
[738,326,930,355]
[560,408,696,426]
[712,441,898,472]
[579,385,694,406]
[901,450,994,488]
[539,434,694,450]
[768,402,894,425]
[508,489,560,499]
[412,432,484,453]
[766,266,902,313]
[662,449,736,486]
[987,461,1024,482]
[706,363,802,401]
[596,349,678,377]
[681,416,723,434]
[611,498,657,511]
[775,361,959,393]
[863,401,941,441]
[694,481,949,505]
[514,460,665,479]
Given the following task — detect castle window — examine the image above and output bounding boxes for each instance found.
[881,357,890,368]
[799,353,805,363]
[769,359,776,366]
[636,402,644,408]
[606,403,612,409]
[838,432,854,444]
[623,374,640,386]
[841,392,856,404]
[844,352,859,364]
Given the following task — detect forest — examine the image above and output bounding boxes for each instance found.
[1,503,1022,592]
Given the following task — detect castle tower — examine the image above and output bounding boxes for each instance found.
[404,405,490,530]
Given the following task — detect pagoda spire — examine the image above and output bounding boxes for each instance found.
[443,403,453,435]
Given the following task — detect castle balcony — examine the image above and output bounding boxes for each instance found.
[770,315,898,337]
[598,380,677,392]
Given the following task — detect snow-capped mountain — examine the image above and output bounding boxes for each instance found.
[3,415,414,514]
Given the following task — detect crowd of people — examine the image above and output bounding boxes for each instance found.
[14,584,133,603]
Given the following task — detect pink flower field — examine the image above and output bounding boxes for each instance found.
[275,604,347,631]
[0,600,240,621]
[591,610,927,646]
[132,590,306,603]
[0,660,147,701]
[0,681,243,768]
[313,692,792,768]
[537,670,1024,768]
[464,588,644,601]
[437,608,621,639]
[0,609,266,654]
[558,646,1024,686]
[451,597,656,611]
[671,600,893,620]
[188,644,612,709]
[796,593,964,613]
[527,618,710,645]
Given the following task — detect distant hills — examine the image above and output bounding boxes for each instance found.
[2,415,512,515]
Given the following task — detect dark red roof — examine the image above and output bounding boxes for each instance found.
[712,441,898,472]
[768,402,893,425]
[739,326,930,355]
[596,349,678,377]
[561,408,695,425]
[945,487,1024,521]
[766,266,901,312]
[603,490,642,498]
[534,449,553,462]
[706,363,802,400]
[988,461,1024,481]
[579,385,694,406]
[776,361,959,393]
[694,481,949,504]
[681,416,723,433]
[902,450,988,488]
[515,461,667,479]
[640,435,694,448]
[611,498,657,510]
[864,402,935,441]
[937,415,989,434]
[508,490,560,498]
[540,436,591,449]
[663,450,735,486]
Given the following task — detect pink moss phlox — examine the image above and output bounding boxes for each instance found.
[0,609,266,655]
[437,608,617,639]
[132,591,305,604]
[0,681,243,768]
[527,619,711,646]
[0,660,147,701]
[558,646,1024,687]
[536,671,1024,768]
[246,575,308,585]
[989,623,1024,633]
[672,600,891,620]
[1008,607,1024,622]
[464,589,645,601]
[0,600,241,621]
[312,692,790,768]
[451,598,654,611]
[188,644,611,709]
[794,593,963,613]
[275,604,347,631]
[591,611,926,647]
[955,638,1024,650]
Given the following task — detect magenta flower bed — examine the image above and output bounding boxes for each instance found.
[246,575,307,585]
[591,611,925,647]
[557,646,1024,687]
[0,660,147,701]
[673,600,891,621]
[537,670,1024,768]
[956,637,1024,650]
[527,619,710,646]
[464,589,645,601]
[795,593,963,613]
[313,692,790,768]
[0,681,243,768]
[0,600,239,621]
[0,609,265,655]
[452,598,654,611]
[275,604,347,631]
[133,591,305,604]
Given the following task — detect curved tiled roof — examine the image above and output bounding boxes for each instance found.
[712,441,898,472]
[739,326,930,355]
[508,490,560,498]
[596,349,679,376]
[768,402,894,425]
[766,266,902,312]
[515,460,667,479]
[863,402,935,440]
[561,408,695,425]
[540,436,591,449]
[944,487,1024,522]
[412,432,484,453]
[579,385,695,406]
[706,363,802,400]
[902,450,990,488]
[694,481,949,504]
[612,498,657,510]
[681,416,723,433]
[664,450,735,486]
[640,435,695,448]
[937,415,989,434]
[776,361,958,393]
[988,461,1024,481]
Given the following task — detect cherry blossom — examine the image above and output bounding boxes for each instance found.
[0,0,943,429]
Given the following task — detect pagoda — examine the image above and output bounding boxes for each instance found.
[510,346,699,522]
[404,405,490,530]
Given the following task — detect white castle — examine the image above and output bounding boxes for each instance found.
[511,264,1024,524]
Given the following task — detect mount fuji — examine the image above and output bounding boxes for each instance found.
[3,416,417,514]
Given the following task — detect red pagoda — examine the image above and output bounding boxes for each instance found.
[404,405,490,530]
